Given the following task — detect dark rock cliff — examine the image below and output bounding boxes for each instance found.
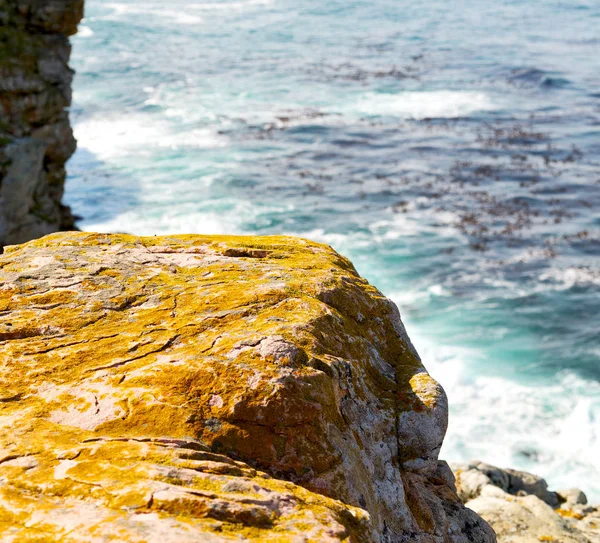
[0,0,83,248]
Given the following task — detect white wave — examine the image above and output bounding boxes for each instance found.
[345,91,495,120]
[76,193,269,238]
[74,115,227,161]
[81,207,233,237]
[374,206,466,240]
[455,266,600,299]
[189,0,274,11]
[104,3,204,25]
[387,286,454,311]
[84,214,222,236]
[298,229,380,252]
[76,25,94,38]
[404,322,600,501]
[539,267,600,288]
[103,0,273,22]
[427,284,451,297]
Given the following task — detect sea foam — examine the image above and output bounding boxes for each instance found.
[104,3,204,25]
[76,25,95,38]
[346,91,495,120]
[404,320,600,501]
[74,115,227,161]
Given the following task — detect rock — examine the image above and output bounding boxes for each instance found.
[558,489,588,507]
[0,0,83,248]
[0,436,375,543]
[0,232,495,542]
[452,461,600,543]
[451,461,558,506]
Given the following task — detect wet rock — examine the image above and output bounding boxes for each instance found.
[0,0,83,248]
[0,232,495,542]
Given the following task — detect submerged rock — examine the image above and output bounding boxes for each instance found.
[452,461,600,543]
[0,232,494,542]
[0,0,83,248]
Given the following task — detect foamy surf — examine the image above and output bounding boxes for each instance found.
[82,207,235,237]
[103,0,274,24]
[404,321,600,501]
[189,0,275,10]
[346,91,496,120]
[74,115,227,161]
[76,25,94,38]
[103,3,204,25]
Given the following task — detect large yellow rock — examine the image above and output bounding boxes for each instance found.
[0,232,494,542]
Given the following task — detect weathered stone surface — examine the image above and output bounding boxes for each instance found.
[0,435,374,543]
[0,0,83,248]
[452,461,600,543]
[0,232,494,542]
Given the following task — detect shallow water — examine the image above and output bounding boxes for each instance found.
[66,0,600,499]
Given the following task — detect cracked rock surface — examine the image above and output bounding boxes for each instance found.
[0,0,83,247]
[0,232,494,542]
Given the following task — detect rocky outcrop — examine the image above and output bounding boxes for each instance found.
[452,461,600,543]
[0,0,83,248]
[0,232,494,542]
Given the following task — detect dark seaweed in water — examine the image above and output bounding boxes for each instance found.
[306,58,424,84]
[236,110,599,260]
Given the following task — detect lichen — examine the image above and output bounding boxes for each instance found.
[0,232,477,542]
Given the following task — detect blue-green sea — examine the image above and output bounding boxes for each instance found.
[65,0,600,499]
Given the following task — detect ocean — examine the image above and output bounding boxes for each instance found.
[65,0,600,499]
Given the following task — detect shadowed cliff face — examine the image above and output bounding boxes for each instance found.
[0,0,83,248]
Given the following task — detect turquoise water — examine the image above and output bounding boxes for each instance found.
[65,0,600,499]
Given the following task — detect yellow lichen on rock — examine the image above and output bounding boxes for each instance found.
[0,232,494,542]
[0,432,372,542]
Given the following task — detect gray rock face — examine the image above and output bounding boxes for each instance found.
[0,0,83,248]
[451,461,600,543]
